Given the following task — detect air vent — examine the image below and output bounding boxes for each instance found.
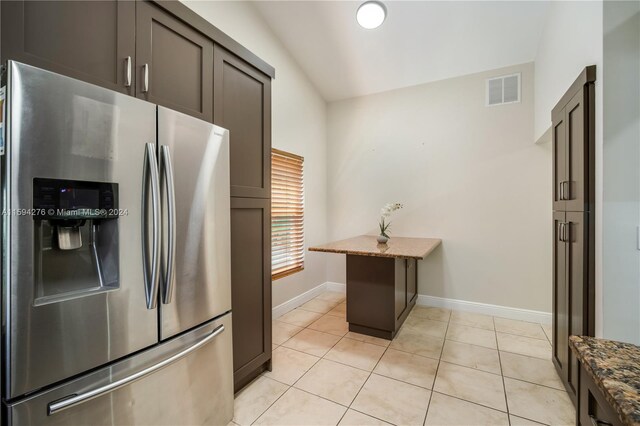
[486,73,521,106]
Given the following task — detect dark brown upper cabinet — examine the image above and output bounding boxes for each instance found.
[230,197,271,392]
[136,1,213,122]
[214,45,272,198]
[1,0,135,95]
[552,113,567,211]
[552,66,596,213]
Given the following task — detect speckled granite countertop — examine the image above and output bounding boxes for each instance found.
[308,235,441,259]
[569,336,640,426]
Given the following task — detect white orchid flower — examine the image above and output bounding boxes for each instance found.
[378,202,403,239]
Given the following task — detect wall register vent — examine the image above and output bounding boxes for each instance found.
[486,73,521,106]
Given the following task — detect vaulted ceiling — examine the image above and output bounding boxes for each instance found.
[253,1,550,101]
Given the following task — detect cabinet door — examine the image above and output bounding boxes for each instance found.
[566,211,589,400]
[214,45,272,198]
[394,259,408,320]
[565,90,589,212]
[136,1,213,121]
[230,197,271,391]
[407,259,417,304]
[1,0,135,94]
[552,211,568,383]
[552,109,568,211]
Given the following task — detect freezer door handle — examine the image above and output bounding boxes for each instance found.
[142,143,161,309]
[47,324,226,416]
[160,145,177,304]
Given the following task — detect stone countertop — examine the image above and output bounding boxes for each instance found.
[308,235,442,259]
[569,336,640,426]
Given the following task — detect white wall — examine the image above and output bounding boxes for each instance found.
[326,63,553,312]
[602,0,640,344]
[534,0,604,334]
[534,1,603,141]
[182,1,328,307]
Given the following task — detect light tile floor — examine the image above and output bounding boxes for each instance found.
[231,291,574,426]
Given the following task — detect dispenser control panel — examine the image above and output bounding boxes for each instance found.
[33,178,119,219]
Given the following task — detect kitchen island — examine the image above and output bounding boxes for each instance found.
[309,235,442,339]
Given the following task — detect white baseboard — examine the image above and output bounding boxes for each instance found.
[272,282,329,319]
[325,282,346,293]
[272,281,551,325]
[416,294,552,325]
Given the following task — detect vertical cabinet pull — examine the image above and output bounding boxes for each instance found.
[559,180,571,201]
[124,56,132,87]
[559,222,570,243]
[142,63,150,93]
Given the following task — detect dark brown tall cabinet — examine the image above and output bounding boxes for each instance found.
[1,0,274,393]
[551,66,596,404]
[214,46,273,391]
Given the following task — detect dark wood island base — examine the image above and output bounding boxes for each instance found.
[310,235,441,341]
[346,255,417,340]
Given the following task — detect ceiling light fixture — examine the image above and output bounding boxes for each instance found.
[356,1,387,29]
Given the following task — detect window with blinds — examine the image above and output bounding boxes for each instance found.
[271,148,304,280]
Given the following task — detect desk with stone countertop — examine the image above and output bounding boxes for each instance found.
[309,235,442,339]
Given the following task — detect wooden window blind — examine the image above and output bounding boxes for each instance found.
[271,148,304,280]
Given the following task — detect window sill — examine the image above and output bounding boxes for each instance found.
[272,266,304,281]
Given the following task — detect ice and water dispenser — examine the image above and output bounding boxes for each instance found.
[32,178,120,304]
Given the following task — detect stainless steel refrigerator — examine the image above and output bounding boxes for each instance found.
[1,61,233,425]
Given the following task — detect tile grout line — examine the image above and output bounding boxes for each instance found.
[258,294,562,426]
[429,390,509,415]
[338,328,393,424]
[278,331,564,395]
[318,295,388,425]
[421,311,452,426]
[494,316,512,426]
[288,295,385,425]
[251,299,346,425]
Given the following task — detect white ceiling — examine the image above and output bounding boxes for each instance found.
[253,1,550,101]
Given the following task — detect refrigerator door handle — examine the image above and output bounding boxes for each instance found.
[160,145,177,304]
[47,324,226,416]
[142,143,161,309]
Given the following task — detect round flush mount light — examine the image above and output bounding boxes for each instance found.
[356,1,387,29]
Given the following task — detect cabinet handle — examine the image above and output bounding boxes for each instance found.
[563,222,570,243]
[559,181,565,200]
[563,181,570,200]
[589,415,612,426]
[142,63,149,93]
[124,56,132,87]
[559,223,565,242]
